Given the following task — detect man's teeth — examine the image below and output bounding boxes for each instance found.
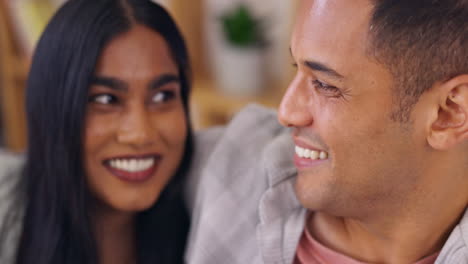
[109,158,155,172]
[295,146,328,160]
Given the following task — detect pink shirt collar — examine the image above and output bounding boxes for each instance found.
[295,226,439,264]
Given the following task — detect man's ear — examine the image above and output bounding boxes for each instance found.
[428,74,468,150]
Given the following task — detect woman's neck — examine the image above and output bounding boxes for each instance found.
[93,206,137,264]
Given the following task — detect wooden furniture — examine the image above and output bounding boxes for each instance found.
[171,0,208,79]
[190,78,284,129]
[0,0,28,152]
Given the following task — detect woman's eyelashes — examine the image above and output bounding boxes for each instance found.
[89,93,118,105]
[151,89,177,104]
[87,89,178,109]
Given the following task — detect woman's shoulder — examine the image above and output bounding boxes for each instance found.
[0,149,26,263]
[0,149,25,203]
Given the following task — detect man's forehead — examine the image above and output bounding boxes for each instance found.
[297,0,373,25]
[292,0,375,75]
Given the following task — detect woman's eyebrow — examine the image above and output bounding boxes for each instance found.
[149,74,180,90]
[90,76,128,91]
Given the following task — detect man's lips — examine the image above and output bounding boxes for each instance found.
[294,154,328,169]
[102,154,162,182]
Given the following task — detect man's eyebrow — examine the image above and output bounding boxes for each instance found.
[289,47,344,81]
[90,76,127,91]
[149,74,180,90]
[303,60,345,81]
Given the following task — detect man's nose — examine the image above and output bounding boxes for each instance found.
[278,76,314,128]
[117,106,156,148]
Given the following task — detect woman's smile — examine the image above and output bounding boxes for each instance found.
[103,153,162,182]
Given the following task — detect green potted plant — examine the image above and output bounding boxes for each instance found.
[214,4,268,96]
[219,4,268,49]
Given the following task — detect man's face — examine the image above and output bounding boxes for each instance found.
[279,0,430,217]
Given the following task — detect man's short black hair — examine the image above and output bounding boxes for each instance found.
[368,0,468,122]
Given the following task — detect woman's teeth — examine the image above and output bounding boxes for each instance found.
[108,158,155,172]
[295,146,328,160]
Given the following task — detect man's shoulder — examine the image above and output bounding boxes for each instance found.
[185,104,294,264]
[190,104,289,193]
[224,103,285,139]
[437,208,468,263]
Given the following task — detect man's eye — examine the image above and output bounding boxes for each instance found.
[312,80,340,94]
[89,94,117,105]
[152,90,176,103]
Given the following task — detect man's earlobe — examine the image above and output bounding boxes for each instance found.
[428,75,468,150]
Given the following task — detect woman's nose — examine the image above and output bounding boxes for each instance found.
[117,106,156,148]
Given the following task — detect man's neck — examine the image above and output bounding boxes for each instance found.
[308,201,466,264]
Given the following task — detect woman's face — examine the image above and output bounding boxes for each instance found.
[84,25,187,213]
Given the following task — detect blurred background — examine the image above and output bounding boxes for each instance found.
[0,0,298,152]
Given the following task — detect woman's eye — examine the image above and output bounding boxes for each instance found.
[152,90,176,103]
[89,94,117,105]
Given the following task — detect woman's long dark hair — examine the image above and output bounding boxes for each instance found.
[16,0,192,263]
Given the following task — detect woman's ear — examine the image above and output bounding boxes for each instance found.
[428,74,468,150]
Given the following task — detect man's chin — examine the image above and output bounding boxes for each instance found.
[294,181,344,213]
[295,185,325,211]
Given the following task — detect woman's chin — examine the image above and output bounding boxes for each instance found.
[103,193,161,214]
[122,198,159,213]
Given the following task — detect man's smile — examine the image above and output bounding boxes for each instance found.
[293,140,330,169]
[295,145,328,160]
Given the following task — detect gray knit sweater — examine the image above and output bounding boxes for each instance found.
[0,150,24,263]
